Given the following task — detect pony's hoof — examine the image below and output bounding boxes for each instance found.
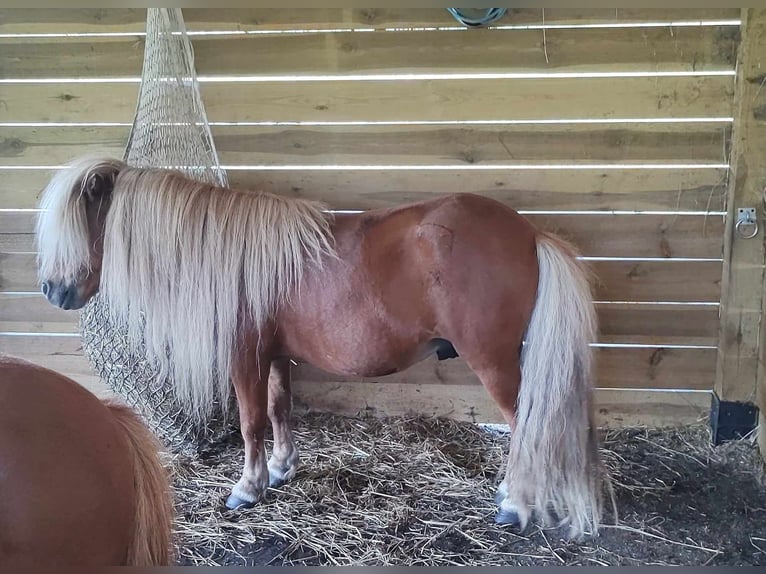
[269,474,286,488]
[225,494,256,510]
[495,508,522,528]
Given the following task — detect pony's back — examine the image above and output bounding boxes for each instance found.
[0,356,173,566]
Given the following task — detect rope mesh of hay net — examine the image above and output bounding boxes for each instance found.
[79,8,237,455]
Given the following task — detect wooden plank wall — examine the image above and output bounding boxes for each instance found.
[0,8,741,426]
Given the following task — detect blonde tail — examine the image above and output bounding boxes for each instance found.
[106,402,174,565]
[500,232,614,538]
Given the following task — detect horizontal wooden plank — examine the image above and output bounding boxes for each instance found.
[182,8,742,31]
[591,259,721,302]
[0,332,82,356]
[0,295,720,343]
[0,9,148,34]
[0,252,39,291]
[0,26,739,79]
[0,232,33,252]
[0,76,735,124]
[0,211,34,234]
[209,77,736,123]
[212,123,731,166]
[597,303,719,339]
[0,167,728,212]
[226,169,729,213]
[527,214,724,259]
[293,345,716,391]
[0,211,37,252]
[0,9,742,34]
[0,123,731,167]
[0,209,725,258]
[0,321,77,334]
[0,126,128,166]
[291,379,711,427]
[0,293,79,331]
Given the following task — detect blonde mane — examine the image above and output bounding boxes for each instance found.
[105,166,335,420]
[41,158,335,421]
[37,156,124,285]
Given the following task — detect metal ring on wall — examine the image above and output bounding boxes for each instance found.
[736,217,759,239]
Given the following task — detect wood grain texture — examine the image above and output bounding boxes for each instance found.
[590,259,721,302]
[0,332,82,356]
[0,8,741,34]
[528,214,724,259]
[0,293,79,332]
[202,77,735,123]
[0,26,739,78]
[225,169,729,213]
[715,9,766,405]
[0,123,730,166]
[0,76,734,124]
[597,303,719,340]
[0,126,128,166]
[290,379,710,427]
[0,166,729,212]
[210,123,731,166]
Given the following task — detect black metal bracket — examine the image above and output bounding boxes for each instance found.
[710,392,759,445]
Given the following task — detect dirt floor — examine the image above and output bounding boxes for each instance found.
[171,413,766,566]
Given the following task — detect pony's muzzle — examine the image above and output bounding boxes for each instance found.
[42,280,84,310]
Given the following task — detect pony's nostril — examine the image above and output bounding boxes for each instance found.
[41,281,50,297]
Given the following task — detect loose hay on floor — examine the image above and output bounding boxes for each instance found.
[170,413,766,566]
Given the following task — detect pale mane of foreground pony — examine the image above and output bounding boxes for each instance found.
[44,157,336,421]
[37,156,125,285]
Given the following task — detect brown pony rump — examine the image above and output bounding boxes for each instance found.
[0,355,173,566]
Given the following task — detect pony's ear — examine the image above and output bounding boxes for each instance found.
[84,165,119,201]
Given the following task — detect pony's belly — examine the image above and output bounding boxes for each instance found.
[288,337,456,379]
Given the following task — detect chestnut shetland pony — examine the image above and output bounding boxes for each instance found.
[0,355,173,566]
[37,156,612,537]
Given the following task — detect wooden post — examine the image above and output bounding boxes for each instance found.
[716,9,766,451]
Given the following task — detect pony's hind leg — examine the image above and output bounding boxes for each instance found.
[267,358,299,487]
[469,356,530,530]
[226,354,271,510]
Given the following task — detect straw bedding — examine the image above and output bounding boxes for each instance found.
[170,413,765,566]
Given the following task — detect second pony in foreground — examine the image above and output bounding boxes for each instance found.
[37,156,611,537]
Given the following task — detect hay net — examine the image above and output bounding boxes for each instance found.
[79,8,236,455]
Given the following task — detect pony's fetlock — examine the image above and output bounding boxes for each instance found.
[267,449,299,488]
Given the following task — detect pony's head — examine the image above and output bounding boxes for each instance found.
[36,156,125,310]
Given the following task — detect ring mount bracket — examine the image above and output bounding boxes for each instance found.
[736,207,758,239]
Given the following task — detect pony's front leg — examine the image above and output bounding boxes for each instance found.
[225,356,270,510]
[267,358,299,487]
